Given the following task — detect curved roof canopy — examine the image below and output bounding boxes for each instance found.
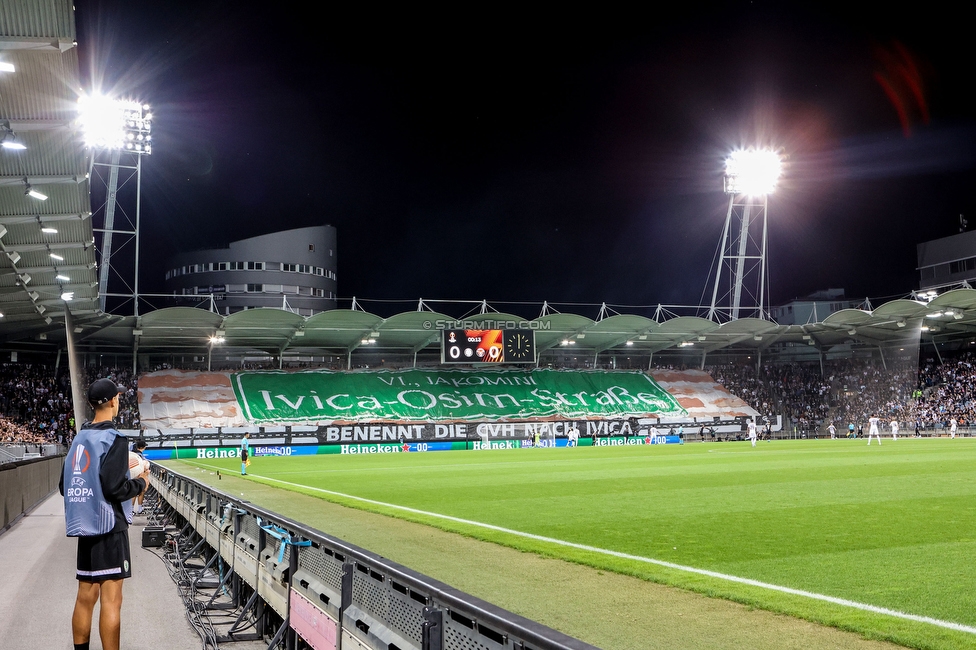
[27,289,976,359]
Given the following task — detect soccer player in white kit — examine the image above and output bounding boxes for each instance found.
[889,419,899,440]
[867,414,882,445]
[950,418,958,438]
[828,423,836,439]
[747,419,758,447]
[649,425,660,444]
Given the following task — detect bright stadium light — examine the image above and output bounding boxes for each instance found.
[724,149,782,196]
[77,94,153,154]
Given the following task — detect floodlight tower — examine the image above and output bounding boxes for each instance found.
[78,94,153,316]
[706,149,781,322]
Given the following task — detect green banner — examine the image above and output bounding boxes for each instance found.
[230,368,686,424]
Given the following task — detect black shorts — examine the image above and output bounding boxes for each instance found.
[76,529,132,582]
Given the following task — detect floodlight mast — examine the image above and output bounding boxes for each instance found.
[79,95,152,317]
[706,149,781,322]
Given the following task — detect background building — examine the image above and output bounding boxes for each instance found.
[917,230,976,291]
[164,225,337,315]
[771,289,859,325]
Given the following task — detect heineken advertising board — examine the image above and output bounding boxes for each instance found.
[230,368,686,424]
[143,434,682,461]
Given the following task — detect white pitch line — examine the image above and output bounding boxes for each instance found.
[238,472,976,636]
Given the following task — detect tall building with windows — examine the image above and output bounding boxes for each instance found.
[164,226,337,315]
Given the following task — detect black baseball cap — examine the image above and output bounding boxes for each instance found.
[88,378,121,406]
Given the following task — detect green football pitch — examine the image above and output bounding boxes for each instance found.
[178,438,976,649]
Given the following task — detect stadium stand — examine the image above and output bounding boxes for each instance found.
[0,354,971,449]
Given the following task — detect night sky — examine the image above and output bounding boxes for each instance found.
[76,2,976,316]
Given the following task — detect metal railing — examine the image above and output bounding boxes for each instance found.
[152,464,599,650]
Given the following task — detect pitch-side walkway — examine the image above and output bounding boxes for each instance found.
[0,492,202,650]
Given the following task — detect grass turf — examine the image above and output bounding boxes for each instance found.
[177,438,976,649]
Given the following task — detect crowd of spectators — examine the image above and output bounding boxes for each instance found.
[708,352,976,434]
[0,363,139,445]
[912,353,976,427]
[2,353,975,445]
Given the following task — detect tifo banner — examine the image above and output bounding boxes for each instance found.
[230,368,686,423]
[138,370,242,428]
[137,368,755,429]
[651,369,758,419]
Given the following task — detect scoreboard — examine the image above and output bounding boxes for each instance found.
[441,329,535,364]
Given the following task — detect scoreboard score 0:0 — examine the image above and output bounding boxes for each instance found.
[441,329,535,364]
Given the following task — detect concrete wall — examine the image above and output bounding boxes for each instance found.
[0,456,63,533]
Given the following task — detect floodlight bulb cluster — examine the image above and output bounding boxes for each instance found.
[78,94,153,154]
[724,149,781,196]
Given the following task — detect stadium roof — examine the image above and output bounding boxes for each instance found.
[0,0,103,338]
[8,288,973,360]
[2,1,974,361]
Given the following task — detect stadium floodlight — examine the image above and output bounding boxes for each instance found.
[708,147,783,323]
[56,274,70,281]
[49,252,64,261]
[0,62,13,73]
[724,149,782,196]
[77,94,153,154]
[61,291,74,301]
[81,94,155,319]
